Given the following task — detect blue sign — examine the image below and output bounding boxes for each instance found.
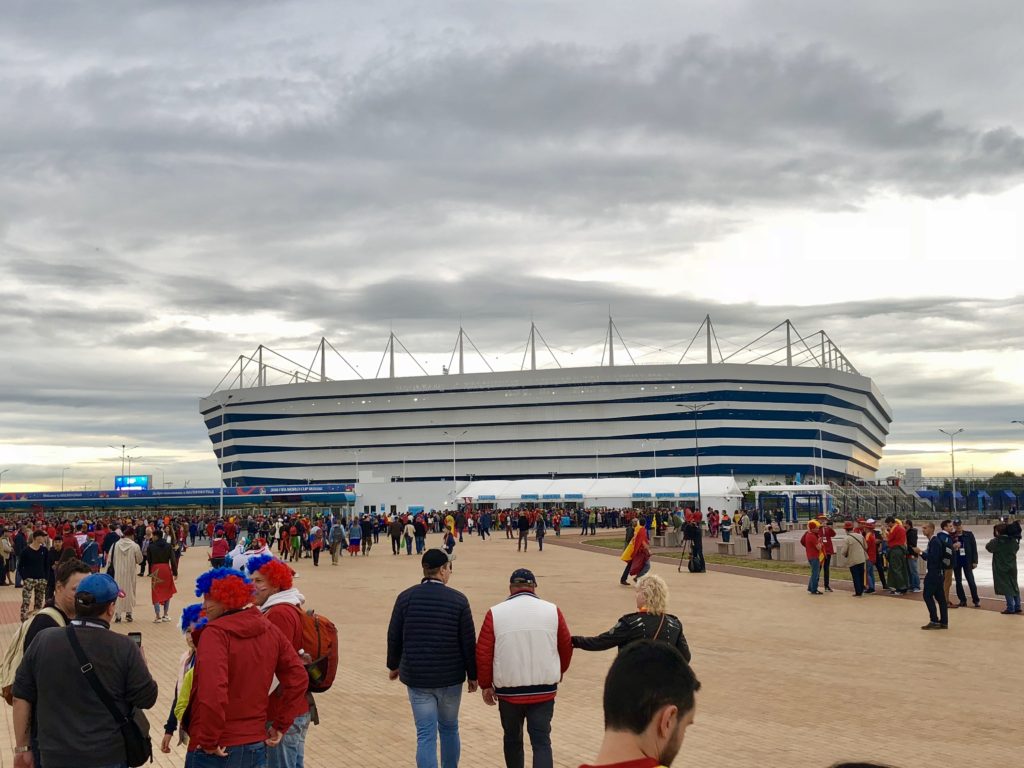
[115,475,151,491]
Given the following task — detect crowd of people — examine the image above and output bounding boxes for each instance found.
[1,502,1019,768]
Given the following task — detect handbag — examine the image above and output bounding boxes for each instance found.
[66,625,152,767]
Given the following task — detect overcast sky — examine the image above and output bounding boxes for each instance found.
[2,1,1023,491]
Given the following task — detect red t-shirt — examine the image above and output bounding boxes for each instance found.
[211,539,229,558]
[800,530,821,560]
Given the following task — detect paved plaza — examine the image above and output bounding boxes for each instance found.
[2,530,1020,768]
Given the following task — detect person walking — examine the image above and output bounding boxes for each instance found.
[328,519,347,565]
[577,641,700,768]
[535,514,547,552]
[517,512,531,552]
[800,521,823,595]
[16,532,48,622]
[390,516,405,556]
[147,527,178,623]
[571,574,690,661]
[404,518,416,556]
[921,521,952,630]
[951,519,981,607]
[248,555,313,768]
[12,573,159,768]
[387,549,478,768]
[986,523,1021,614]
[840,521,868,597]
[618,523,636,586]
[189,567,308,767]
[111,531,143,623]
[476,568,572,768]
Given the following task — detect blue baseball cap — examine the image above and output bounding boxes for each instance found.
[74,573,125,606]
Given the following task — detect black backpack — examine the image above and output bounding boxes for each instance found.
[688,552,706,573]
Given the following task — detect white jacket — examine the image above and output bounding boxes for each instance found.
[489,593,561,691]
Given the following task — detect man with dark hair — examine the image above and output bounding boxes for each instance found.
[12,573,158,768]
[951,519,980,608]
[579,640,700,767]
[477,568,573,768]
[387,549,478,768]
[921,521,951,630]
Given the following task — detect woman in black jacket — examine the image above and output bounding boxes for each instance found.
[571,573,691,662]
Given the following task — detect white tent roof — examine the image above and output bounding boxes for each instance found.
[457,476,743,502]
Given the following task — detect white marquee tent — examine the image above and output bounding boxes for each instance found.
[457,476,743,511]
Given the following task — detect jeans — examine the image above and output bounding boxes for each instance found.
[415,535,425,554]
[1005,594,1022,612]
[537,535,544,551]
[268,711,310,768]
[407,684,462,768]
[954,562,980,605]
[865,561,876,591]
[807,558,820,593]
[908,558,920,590]
[518,531,529,551]
[406,537,413,555]
[191,742,267,768]
[923,573,949,625]
[498,698,554,768]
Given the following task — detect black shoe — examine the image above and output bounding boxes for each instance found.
[972,602,981,608]
[958,602,967,607]
[865,589,875,594]
[920,622,942,630]
[824,587,833,592]
[1001,609,1015,614]
[619,580,629,586]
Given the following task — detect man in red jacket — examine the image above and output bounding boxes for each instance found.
[189,567,307,767]
[477,568,572,768]
[248,554,312,768]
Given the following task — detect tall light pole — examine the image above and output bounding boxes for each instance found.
[60,466,71,492]
[109,444,139,477]
[0,469,8,490]
[677,403,715,514]
[443,430,468,490]
[641,439,665,478]
[939,428,964,513]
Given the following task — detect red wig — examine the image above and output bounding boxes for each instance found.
[196,567,254,611]
[249,555,293,591]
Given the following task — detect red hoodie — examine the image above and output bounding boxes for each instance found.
[264,602,310,723]
[189,605,307,751]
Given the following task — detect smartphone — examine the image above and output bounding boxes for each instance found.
[128,632,142,647]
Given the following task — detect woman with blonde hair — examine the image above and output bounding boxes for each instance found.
[571,573,691,661]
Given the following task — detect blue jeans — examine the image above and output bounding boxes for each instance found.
[807,558,820,593]
[191,742,267,768]
[908,558,920,590]
[1006,594,1022,612]
[415,535,425,554]
[408,684,462,768]
[268,711,310,768]
[865,561,876,591]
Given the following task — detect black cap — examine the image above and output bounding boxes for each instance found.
[510,568,537,587]
[421,549,450,569]
[953,518,963,526]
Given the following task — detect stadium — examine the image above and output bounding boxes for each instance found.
[199,317,893,490]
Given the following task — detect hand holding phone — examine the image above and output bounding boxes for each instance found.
[128,632,142,647]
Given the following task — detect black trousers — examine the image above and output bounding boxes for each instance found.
[849,563,865,595]
[954,562,980,605]
[923,573,949,625]
[822,554,832,588]
[498,698,554,768]
[875,557,888,590]
[620,561,632,584]
[391,536,401,554]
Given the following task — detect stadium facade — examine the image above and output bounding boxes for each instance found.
[200,319,893,488]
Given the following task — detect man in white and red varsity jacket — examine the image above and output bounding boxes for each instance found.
[476,567,573,768]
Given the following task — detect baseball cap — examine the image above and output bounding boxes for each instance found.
[74,573,125,606]
[953,518,963,526]
[421,549,450,569]
[510,568,537,587]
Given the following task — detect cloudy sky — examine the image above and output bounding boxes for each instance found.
[2,0,1023,491]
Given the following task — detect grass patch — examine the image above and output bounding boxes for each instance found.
[580,538,838,578]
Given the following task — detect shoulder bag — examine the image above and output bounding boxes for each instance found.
[66,625,152,767]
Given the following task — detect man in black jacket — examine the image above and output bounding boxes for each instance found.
[921,521,950,630]
[387,548,478,768]
[951,519,981,607]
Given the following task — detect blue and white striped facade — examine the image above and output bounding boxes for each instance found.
[200,362,892,486]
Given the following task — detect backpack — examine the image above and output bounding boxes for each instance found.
[296,608,339,693]
[1,607,65,705]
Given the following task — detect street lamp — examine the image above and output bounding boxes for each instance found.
[442,431,468,489]
[0,469,8,490]
[60,466,71,492]
[108,444,139,477]
[939,428,964,513]
[349,449,363,484]
[640,439,665,478]
[676,403,715,515]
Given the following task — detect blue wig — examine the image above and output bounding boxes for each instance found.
[180,602,208,633]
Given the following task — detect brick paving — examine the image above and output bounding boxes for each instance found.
[1,531,1021,768]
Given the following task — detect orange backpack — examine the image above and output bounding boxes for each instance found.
[297,608,339,693]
